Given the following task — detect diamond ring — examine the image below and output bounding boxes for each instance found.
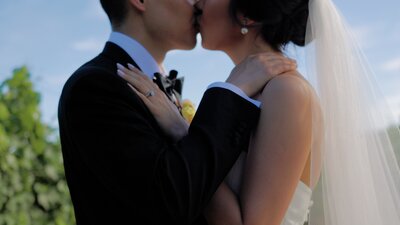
[145,90,155,98]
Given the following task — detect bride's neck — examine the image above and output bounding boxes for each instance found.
[226,36,278,65]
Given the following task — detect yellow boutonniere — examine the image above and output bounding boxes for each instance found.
[181,99,196,124]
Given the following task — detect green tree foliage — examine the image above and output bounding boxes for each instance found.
[0,67,75,225]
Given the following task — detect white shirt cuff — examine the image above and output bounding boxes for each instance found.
[207,82,261,108]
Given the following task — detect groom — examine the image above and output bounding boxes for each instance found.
[58,0,293,224]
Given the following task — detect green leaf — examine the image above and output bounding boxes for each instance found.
[0,125,10,153]
[0,103,10,120]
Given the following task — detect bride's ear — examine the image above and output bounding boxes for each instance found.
[237,14,256,27]
[129,0,146,12]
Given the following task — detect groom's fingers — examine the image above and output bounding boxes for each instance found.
[260,60,297,77]
[252,54,297,75]
[273,63,297,75]
[268,61,297,73]
[252,52,295,64]
[262,54,297,67]
[263,56,297,66]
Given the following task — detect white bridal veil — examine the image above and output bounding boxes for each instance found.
[305,0,400,224]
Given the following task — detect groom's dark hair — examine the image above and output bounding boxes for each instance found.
[100,0,128,27]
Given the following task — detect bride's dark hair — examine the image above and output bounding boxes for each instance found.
[230,0,309,51]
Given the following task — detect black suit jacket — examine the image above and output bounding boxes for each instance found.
[58,42,260,225]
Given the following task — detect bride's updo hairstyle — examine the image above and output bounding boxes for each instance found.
[230,0,309,51]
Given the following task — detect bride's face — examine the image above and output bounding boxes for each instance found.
[196,0,243,51]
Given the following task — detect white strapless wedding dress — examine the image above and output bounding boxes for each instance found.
[225,152,313,225]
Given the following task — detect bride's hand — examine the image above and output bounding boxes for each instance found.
[227,52,297,97]
[117,63,189,142]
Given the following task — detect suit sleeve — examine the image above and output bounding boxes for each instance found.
[60,70,260,224]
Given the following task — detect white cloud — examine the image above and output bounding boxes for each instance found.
[382,57,400,72]
[72,38,104,52]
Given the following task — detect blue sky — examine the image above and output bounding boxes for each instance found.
[0,0,399,127]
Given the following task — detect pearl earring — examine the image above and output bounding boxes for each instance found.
[241,27,249,35]
[241,19,249,35]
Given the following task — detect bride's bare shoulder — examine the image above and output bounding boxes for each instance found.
[260,71,315,105]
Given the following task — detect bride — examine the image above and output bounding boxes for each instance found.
[117,0,400,224]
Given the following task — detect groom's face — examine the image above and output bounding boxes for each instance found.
[144,0,199,50]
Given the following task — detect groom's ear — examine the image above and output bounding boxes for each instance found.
[129,0,146,12]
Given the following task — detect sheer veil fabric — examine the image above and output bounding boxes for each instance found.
[305,0,400,224]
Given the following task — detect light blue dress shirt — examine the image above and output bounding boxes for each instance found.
[108,32,261,108]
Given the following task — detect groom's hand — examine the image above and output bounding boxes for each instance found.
[226,53,297,97]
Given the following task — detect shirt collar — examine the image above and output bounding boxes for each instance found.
[108,31,162,79]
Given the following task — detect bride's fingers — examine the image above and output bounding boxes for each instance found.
[117,63,148,83]
[127,82,174,121]
[117,63,146,82]
[126,63,153,83]
[127,63,146,76]
[117,64,155,94]
[126,66,159,92]
[123,63,160,91]
[117,68,142,90]
[127,83,154,107]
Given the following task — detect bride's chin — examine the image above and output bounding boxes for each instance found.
[200,40,213,50]
[202,43,223,52]
[199,35,214,50]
